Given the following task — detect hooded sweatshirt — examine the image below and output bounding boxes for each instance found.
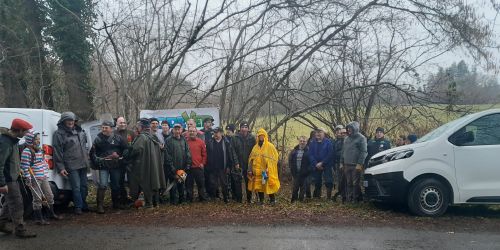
[20,131,49,180]
[341,121,368,166]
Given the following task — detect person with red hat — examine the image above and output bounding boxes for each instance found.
[0,118,37,238]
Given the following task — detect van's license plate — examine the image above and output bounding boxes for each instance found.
[363,181,368,187]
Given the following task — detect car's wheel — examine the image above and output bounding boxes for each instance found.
[408,178,449,217]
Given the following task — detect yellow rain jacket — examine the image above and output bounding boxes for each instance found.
[247,128,280,194]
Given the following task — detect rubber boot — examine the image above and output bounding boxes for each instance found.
[15,225,36,238]
[0,221,13,234]
[258,192,265,205]
[97,188,106,214]
[33,209,50,225]
[269,194,277,206]
[246,192,252,204]
[326,188,332,200]
[48,205,63,220]
[111,190,121,209]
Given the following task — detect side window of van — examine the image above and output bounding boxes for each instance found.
[449,114,500,146]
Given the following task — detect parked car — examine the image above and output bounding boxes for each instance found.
[0,108,72,216]
[364,109,500,216]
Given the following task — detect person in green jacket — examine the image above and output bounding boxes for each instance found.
[0,119,37,238]
[164,123,192,205]
[126,119,166,208]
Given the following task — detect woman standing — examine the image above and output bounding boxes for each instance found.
[247,129,280,205]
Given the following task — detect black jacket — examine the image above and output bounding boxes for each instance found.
[232,132,256,171]
[90,132,128,169]
[206,137,239,172]
[0,128,21,186]
[288,145,311,178]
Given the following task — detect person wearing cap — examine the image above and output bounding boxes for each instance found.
[185,126,208,202]
[126,118,166,208]
[232,121,256,203]
[406,134,418,144]
[366,127,391,167]
[205,127,239,203]
[247,128,280,205]
[308,127,335,200]
[340,121,368,203]
[0,118,37,238]
[200,117,215,144]
[333,126,347,202]
[164,123,192,205]
[53,111,91,215]
[21,131,61,225]
[90,121,129,213]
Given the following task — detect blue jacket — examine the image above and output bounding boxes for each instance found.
[308,138,334,170]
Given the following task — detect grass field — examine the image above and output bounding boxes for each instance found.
[254,104,500,150]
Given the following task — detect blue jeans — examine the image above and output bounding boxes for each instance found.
[98,168,123,192]
[68,168,88,210]
[312,165,334,197]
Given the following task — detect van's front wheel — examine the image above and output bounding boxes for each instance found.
[408,178,449,217]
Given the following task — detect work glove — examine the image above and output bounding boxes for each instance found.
[355,164,363,172]
[339,164,344,170]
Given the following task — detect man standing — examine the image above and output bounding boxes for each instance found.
[366,127,391,166]
[115,116,135,207]
[225,124,243,202]
[185,127,208,202]
[308,127,334,199]
[341,121,367,203]
[200,117,214,144]
[183,119,204,140]
[126,119,166,208]
[289,136,310,202]
[160,120,171,143]
[0,119,36,238]
[333,126,347,201]
[53,112,90,215]
[90,121,129,213]
[233,121,256,203]
[164,124,192,204]
[206,127,239,203]
[247,129,280,205]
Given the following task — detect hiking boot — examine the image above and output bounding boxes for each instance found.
[74,208,83,215]
[33,209,50,225]
[48,205,63,220]
[15,226,36,238]
[97,188,105,214]
[0,221,13,235]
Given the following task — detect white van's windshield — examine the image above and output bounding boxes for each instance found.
[418,114,472,143]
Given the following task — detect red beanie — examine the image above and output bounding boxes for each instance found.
[11,119,33,130]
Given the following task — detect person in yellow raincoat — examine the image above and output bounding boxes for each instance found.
[247,128,280,205]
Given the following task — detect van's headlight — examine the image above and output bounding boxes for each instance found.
[384,149,414,162]
[368,149,414,168]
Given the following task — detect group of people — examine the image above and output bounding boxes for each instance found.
[0,111,409,239]
[289,123,412,203]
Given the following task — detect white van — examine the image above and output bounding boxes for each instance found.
[0,108,73,215]
[364,109,500,216]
